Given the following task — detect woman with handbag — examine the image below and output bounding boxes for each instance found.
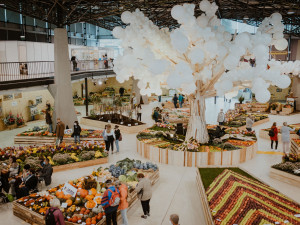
[135,173,152,219]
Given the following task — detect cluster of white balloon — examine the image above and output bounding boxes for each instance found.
[112,0,297,103]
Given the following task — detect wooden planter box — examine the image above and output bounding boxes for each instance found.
[270,109,277,115]
[259,129,299,143]
[231,117,269,130]
[136,140,257,167]
[291,139,300,155]
[195,169,215,225]
[269,168,300,188]
[282,107,294,114]
[80,117,148,134]
[53,157,108,173]
[13,169,160,225]
[6,124,17,130]
[14,136,103,145]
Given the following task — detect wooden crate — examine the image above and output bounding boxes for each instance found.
[282,107,293,114]
[53,157,108,173]
[269,168,300,188]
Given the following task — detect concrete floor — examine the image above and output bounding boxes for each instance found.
[0,97,300,225]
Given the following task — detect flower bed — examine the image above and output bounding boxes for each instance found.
[136,124,257,166]
[13,158,159,225]
[271,153,300,177]
[259,123,300,142]
[0,142,107,171]
[197,168,300,225]
[224,110,269,128]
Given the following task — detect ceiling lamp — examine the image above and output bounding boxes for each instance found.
[287,9,295,15]
[243,15,249,20]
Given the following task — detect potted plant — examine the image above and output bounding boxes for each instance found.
[238,96,244,104]
[16,114,25,127]
[3,112,16,129]
[270,103,277,114]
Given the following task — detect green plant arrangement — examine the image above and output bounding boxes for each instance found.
[238,96,244,104]
[3,112,16,126]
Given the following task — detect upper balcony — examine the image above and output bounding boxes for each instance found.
[0,60,116,91]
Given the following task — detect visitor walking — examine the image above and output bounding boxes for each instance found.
[45,103,53,133]
[73,121,81,144]
[103,125,108,151]
[71,56,78,71]
[246,116,254,132]
[137,104,142,121]
[281,122,295,154]
[170,214,180,225]
[55,118,65,145]
[104,124,116,154]
[136,173,152,219]
[101,180,120,225]
[217,109,225,125]
[119,87,125,97]
[45,198,66,225]
[114,125,121,153]
[269,122,278,151]
[116,181,129,225]
[173,94,178,108]
[153,108,159,123]
[178,94,183,108]
[38,158,53,186]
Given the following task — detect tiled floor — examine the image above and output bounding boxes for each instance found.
[0,97,299,225]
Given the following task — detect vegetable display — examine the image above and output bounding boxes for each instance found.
[272,153,300,176]
[205,169,300,225]
[14,158,159,225]
[224,109,268,127]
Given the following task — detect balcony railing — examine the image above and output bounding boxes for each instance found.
[0,60,114,82]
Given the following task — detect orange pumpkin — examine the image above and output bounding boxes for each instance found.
[64,194,72,200]
[95,193,102,197]
[56,191,64,199]
[66,199,72,206]
[78,189,88,198]
[72,216,78,223]
[90,188,97,196]
[85,195,94,201]
[86,200,96,209]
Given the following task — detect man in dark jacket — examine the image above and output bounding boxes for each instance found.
[39,158,53,186]
[16,165,38,198]
[56,118,65,145]
[73,121,81,144]
[119,87,125,97]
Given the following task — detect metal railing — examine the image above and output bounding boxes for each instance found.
[0,60,114,82]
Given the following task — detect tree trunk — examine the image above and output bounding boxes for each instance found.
[185,82,209,144]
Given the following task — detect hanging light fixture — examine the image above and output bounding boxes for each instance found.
[287,9,295,15]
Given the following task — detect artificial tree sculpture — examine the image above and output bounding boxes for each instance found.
[112,0,295,143]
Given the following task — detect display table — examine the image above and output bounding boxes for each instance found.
[137,139,257,167]
[14,136,103,145]
[269,168,300,188]
[238,102,269,112]
[80,117,148,134]
[291,139,300,154]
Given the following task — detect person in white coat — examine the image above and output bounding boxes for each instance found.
[281,122,295,154]
[217,109,225,125]
[104,124,116,154]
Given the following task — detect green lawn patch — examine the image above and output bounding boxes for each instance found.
[199,167,258,189]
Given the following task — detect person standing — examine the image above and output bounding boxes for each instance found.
[8,156,19,197]
[102,125,108,151]
[119,87,125,97]
[71,56,78,71]
[135,173,152,219]
[116,181,129,225]
[45,198,66,225]
[38,158,53,186]
[16,166,38,199]
[114,125,121,153]
[217,109,225,125]
[55,118,65,145]
[73,121,81,144]
[45,103,53,133]
[170,214,180,225]
[136,104,142,121]
[270,122,279,151]
[246,116,254,132]
[153,108,159,123]
[104,124,116,154]
[173,94,178,108]
[178,94,183,108]
[281,122,295,154]
[101,180,120,225]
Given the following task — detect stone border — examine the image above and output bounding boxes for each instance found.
[53,157,108,173]
[269,168,300,188]
[14,136,103,145]
[80,117,148,134]
[137,139,257,167]
[259,129,298,143]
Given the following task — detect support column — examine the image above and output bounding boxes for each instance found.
[85,78,89,116]
[132,78,148,104]
[54,28,77,128]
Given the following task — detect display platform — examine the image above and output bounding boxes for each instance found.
[269,168,300,188]
[136,139,257,167]
[13,159,160,225]
[80,117,148,134]
[196,168,300,225]
[259,124,300,143]
[14,136,104,145]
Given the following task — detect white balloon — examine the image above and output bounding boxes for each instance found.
[255,90,271,103]
[171,5,185,21]
[277,75,291,89]
[148,60,169,75]
[274,38,288,51]
[112,27,124,39]
[199,0,211,13]
[121,11,133,23]
[170,29,190,53]
[188,47,205,64]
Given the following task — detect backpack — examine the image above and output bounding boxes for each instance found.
[45,208,57,225]
[108,188,120,207]
[268,128,275,137]
[297,129,300,136]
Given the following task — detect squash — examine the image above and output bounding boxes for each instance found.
[64,194,72,200]
[66,199,73,206]
[90,188,97,196]
[78,189,88,198]
[85,195,94,201]
[86,200,96,209]
[56,191,64,199]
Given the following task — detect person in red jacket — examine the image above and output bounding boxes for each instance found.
[270,122,278,151]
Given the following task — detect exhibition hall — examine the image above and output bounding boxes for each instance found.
[0,1,299,225]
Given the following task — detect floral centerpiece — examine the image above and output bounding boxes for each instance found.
[16,114,25,126]
[3,112,16,126]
